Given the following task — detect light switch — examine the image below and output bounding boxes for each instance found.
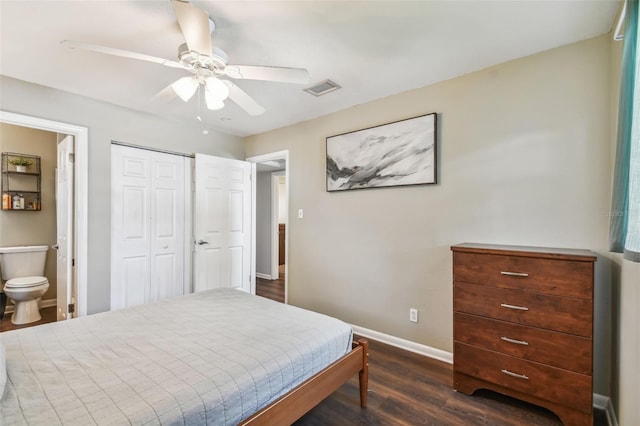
[297,208,304,219]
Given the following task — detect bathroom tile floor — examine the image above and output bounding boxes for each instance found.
[0,306,57,332]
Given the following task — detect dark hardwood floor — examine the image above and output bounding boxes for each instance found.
[256,263,285,303]
[296,337,607,426]
[0,305,57,332]
[256,267,606,425]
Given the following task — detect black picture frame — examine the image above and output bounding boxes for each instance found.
[326,113,437,192]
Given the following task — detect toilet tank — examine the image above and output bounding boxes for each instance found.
[0,245,49,280]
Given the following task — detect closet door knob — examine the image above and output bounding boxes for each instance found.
[196,239,209,245]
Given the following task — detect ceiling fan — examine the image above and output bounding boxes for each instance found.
[61,0,310,117]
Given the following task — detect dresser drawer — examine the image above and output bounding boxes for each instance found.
[454,313,592,374]
[454,282,592,337]
[454,343,592,412]
[453,252,593,299]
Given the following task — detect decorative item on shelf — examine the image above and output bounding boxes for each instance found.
[2,193,10,210]
[11,193,25,210]
[8,156,33,173]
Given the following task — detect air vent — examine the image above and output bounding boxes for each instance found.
[304,79,341,97]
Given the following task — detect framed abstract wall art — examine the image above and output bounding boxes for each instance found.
[326,113,437,192]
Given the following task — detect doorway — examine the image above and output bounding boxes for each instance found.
[0,111,88,318]
[247,150,289,304]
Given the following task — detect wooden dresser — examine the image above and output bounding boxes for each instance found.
[451,243,596,426]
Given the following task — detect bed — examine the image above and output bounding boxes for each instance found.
[0,288,368,425]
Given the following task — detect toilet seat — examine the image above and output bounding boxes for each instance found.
[4,276,49,288]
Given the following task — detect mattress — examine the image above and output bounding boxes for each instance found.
[0,288,353,425]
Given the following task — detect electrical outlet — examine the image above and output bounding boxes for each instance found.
[409,308,418,323]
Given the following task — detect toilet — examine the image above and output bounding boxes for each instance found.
[0,245,50,325]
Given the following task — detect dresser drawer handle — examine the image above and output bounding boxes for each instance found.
[500,303,529,311]
[500,271,529,277]
[501,369,529,380]
[500,336,529,346]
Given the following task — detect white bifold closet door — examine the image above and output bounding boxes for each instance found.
[111,145,189,310]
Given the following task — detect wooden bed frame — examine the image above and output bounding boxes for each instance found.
[240,338,369,425]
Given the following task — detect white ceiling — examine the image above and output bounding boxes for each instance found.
[0,1,620,137]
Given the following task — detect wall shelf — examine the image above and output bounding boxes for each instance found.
[1,152,42,211]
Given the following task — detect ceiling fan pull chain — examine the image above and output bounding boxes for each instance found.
[197,86,209,135]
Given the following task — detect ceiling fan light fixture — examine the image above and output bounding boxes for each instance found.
[205,76,230,101]
[172,76,199,102]
[205,90,225,110]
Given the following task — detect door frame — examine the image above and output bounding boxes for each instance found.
[246,150,289,303]
[1,110,89,316]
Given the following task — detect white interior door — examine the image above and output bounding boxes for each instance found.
[194,154,252,293]
[149,152,186,302]
[56,135,74,320]
[111,146,151,310]
[111,145,187,310]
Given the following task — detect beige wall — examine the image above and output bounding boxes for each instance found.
[245,35,614,395]
[0,123,57,301]
[255,171,274,276]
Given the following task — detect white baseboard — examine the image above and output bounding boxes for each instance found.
[41,298,57,309]
[350,324,453,364]
[594,394,618,426]
[3,298,56,314]
[255,273,271,280]
[351,324,617,422]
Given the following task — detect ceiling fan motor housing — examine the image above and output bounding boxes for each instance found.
[177,43,228,75]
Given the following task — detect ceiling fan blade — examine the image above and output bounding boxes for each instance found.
[224,65,310,84]
[171,0,213,56]
[223,80,265,116]
[151,82,179,102]
[61,40,185,69]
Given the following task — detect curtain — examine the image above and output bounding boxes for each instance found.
[610,0,640,263]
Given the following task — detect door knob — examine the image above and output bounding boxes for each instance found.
[196,239,209,245]
[52,245,60,250]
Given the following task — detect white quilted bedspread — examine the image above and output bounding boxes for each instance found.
[0,289,352,425]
